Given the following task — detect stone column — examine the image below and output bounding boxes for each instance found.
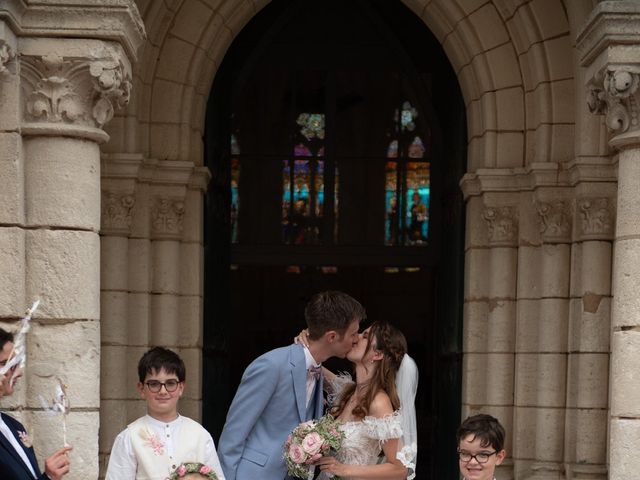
[461,190,518,480]
[482,202,518,480]
[564,195,613,480]
[515,196,571,480]
[578,2,640,479]
[0,2,144,478]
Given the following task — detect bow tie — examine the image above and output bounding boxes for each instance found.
[308,365,322,380]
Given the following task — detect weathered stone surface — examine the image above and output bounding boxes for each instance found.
[24,137,101,230]
[611,330,640,417]
[31,411,100,480]
[179,242,202,296]
[101,236,129,290]
[566,353,609,408]
[101,291,128,345]
[516,298,569,353]
[27,321,100,408]
[0,227,25,316]
[150,294,179,345]
[568,297,611,353]
[25,230,100,320]
[610,418,640,479]
[178,295,202,347]
[0,133,24,225]
[128,238,151,292]
[515,353,567,407]
[101,345,129,399]
[612,238,640,327]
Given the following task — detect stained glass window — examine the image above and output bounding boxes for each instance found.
[281,112,336,245]
[385,101,431,246]
[230,135,240,244]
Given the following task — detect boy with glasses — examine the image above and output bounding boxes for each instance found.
[457,414,506,480]
[105,347,224,479]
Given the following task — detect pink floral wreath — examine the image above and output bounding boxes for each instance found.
[169,462,218,479]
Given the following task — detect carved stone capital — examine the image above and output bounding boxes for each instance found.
[0,38,14,75]
[577,197,615,240]
[578,1,640,149]
[150,196,185,240]
[0,21,16,76]
[101,191,135,235]
[483,206,518,246]
[587,66,640,144]
[19,39,133,143]
[536,200,572,243]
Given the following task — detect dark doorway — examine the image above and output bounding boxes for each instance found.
[203,1,466,477]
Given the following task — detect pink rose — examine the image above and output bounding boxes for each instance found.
[288,443,307,464]
[177,465,187,476]
[301,432,323,456]
[199,465,212,474]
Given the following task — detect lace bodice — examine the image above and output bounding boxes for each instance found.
[319,374,413,480]
[317,412,403,480]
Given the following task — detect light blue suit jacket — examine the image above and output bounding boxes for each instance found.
[218,344,324,480]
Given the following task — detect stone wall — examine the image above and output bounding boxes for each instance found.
[4,1,640,479]
[0,1,145,478]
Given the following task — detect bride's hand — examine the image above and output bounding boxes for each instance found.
[294,329,310,348]
[316,456,348,476]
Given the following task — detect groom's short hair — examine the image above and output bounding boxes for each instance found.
[0,327,13,350]
[305,291,365,340]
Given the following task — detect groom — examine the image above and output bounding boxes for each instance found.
[0,327,72,480]
[218,291,365,480]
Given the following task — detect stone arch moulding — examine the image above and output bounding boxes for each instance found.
[138,0,573,171]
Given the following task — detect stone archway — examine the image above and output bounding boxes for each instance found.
[58,1,610,479]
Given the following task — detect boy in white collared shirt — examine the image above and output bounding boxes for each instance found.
[106,347,224,480]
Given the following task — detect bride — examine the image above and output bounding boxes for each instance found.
[298,321,418,480]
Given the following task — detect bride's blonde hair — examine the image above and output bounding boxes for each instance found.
[331,321,407,419]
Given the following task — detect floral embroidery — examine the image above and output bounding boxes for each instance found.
[17,430,32,448]
[139,427,165,456]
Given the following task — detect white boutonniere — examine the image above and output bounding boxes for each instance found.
[17,430,32,448]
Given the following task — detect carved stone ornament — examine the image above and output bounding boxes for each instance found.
[536,200,572,243]
[483,206,518,246]
[578,197,615,239]
[0,39,15,75]
[587,67,640,134]
[101,191,135,234]
[151,196,185,238]
[20,53,132,130]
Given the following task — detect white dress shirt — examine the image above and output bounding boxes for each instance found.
[0,413,37,479]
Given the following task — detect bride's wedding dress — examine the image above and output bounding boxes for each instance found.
[318,375,416,480]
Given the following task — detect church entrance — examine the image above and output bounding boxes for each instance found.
[203,0,466,477]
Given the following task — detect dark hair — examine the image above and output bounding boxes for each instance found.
[457,414,505,451]
[137,347,186,383]
[305,291,366,340]
[0,328,14,350]
[332,321,407,419]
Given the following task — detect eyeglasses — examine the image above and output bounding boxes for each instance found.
[458,450,497,463]
[145,379,181,393]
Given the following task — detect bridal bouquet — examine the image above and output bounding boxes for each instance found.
[284,414,345,479]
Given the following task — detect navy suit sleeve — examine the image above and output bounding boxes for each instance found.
[218,352,281,480]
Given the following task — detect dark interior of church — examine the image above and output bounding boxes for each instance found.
[203,0,467,476]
